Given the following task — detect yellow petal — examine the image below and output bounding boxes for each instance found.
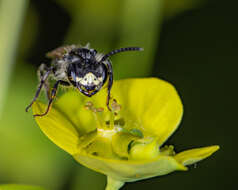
[51,78,183,148]
[75,78,183,146]
[54,90,97,134]
[174,145,220,166]
[32,101,79,155]
[73,153,187,182]
[110,78,183,146]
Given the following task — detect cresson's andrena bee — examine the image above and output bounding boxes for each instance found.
[26,44,143,117]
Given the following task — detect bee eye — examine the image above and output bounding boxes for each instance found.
[90,49,97,55]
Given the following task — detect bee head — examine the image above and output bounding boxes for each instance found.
[67,61,107,97]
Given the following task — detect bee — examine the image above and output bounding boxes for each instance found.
[26,44,143,117]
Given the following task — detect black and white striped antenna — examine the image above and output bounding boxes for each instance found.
[100,47,143,62]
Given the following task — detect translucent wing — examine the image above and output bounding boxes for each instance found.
[46,44,80,59]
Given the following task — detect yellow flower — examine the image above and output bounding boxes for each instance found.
[32,78,219,190]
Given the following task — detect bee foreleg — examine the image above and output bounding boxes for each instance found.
[33,80,69,117]
[25,65,52,112]
[106,61,113,111]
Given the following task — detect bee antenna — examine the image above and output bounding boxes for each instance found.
[100,47,143,62]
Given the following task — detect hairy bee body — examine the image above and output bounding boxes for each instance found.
[26,44,143,117]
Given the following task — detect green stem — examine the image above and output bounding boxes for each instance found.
[114,0,164,79]
[0,0,29,118]
[105,176,125,190]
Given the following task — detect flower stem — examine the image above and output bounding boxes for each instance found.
[114,0,163,78]
[0,0,28,118]
[105,176,125,190]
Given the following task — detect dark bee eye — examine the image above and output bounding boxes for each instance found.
[90,49,97,55]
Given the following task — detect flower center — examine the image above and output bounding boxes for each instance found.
[84,99,124,131]
[81,98,167,161]
[82,100,149,159]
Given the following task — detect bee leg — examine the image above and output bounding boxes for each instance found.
[38,64,51,100]
[106,61,113,111]
[33,80,69,117]
[25,65,52,112]
[44,81,51,100]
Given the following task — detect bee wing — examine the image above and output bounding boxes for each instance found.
[46,44,80,59]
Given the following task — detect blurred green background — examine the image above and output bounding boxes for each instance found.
[0,0,236,189]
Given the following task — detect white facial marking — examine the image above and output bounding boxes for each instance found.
[75,76,82,82]
[79,72,103,86]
